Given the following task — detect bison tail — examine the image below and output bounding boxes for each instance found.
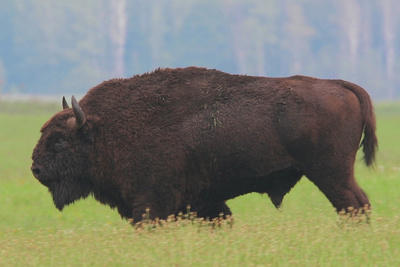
[335,80,378,166]
[360,107,378,166]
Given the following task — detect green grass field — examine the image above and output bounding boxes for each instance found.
[1,101,399,266]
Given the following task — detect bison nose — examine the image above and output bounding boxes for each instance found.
[31,164,41,179]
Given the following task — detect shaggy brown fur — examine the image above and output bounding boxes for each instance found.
[31,67,377,222]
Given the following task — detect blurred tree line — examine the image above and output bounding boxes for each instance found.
[0,0,399,99]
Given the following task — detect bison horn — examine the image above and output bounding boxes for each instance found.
[62,96,69,110]
[67,96,87,130]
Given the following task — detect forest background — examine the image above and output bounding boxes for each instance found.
[0,0,399,100]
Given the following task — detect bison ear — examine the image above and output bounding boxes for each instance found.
[67,96,87,130]
[62,96,70,110]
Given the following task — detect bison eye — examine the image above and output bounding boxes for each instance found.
[54,138,68,151]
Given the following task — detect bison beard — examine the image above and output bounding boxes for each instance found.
[48,177,91,211]
[31,67,377,223]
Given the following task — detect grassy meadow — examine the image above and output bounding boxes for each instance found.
[0,100,399,266]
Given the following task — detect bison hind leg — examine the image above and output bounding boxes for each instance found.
[304,162,371,214]
[264,168,303,209]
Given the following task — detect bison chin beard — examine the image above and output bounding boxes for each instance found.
[48,178,91,211]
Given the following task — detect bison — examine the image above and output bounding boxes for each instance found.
[31,67,377,222]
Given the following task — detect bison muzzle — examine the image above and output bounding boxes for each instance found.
[31,67,377,222]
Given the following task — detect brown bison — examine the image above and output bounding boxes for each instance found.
[31,67,377,222]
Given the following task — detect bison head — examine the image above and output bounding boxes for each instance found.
[31,96,95,210]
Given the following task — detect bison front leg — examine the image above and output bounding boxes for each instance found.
[196,202,232,220]
[129,199,175,223]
